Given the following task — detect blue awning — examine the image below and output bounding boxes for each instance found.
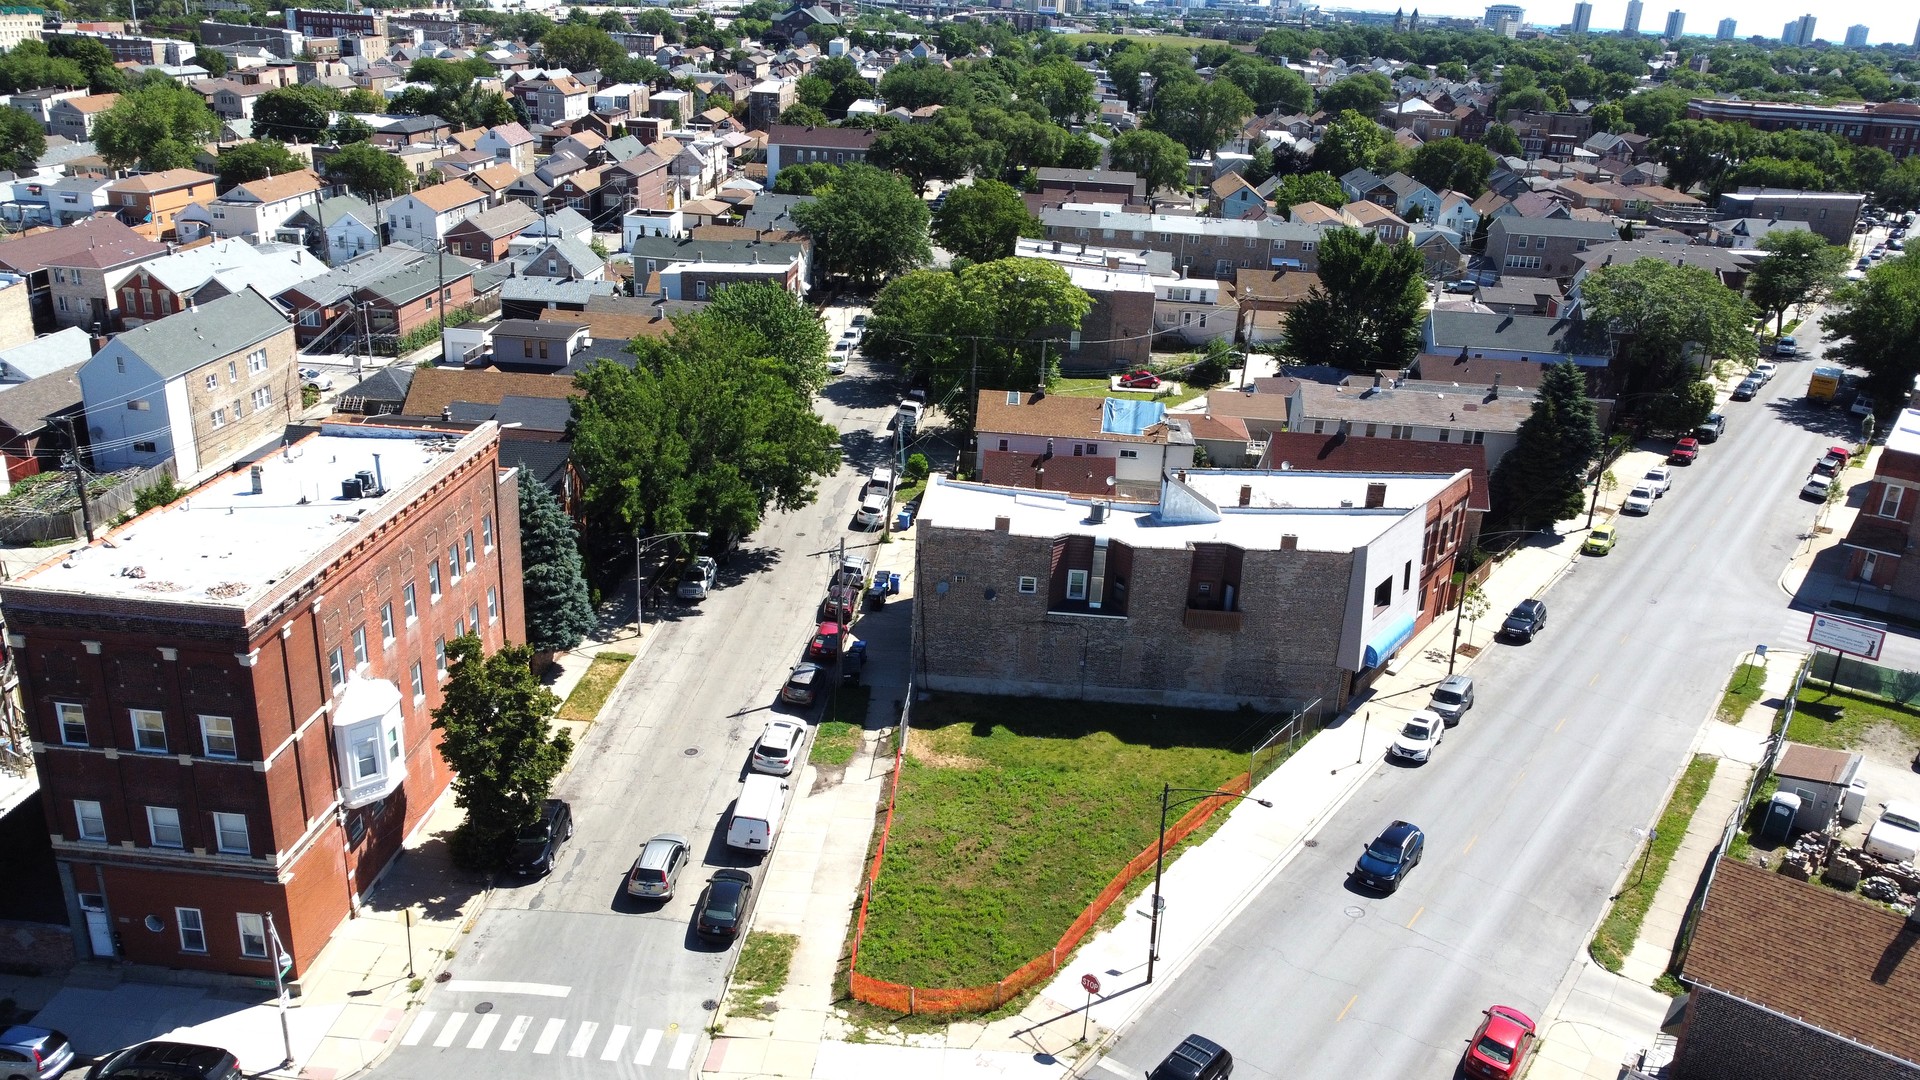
[1363,612,1417,669]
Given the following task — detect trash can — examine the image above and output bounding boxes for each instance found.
[896,508,914,531]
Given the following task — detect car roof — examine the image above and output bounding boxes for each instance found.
[1380,820,1420,841]
[788,662,820,680]
[639,834,688,866]
[1438,674,1471,689]
[1883,800,1920,818]
[1482,1006,1534,1042]
[0,1026,65,1046]
[107,1042,235,1070]
[712,868,753,885]
[761,718,803,742]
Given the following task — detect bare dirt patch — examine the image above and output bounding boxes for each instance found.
[906,726,986,769]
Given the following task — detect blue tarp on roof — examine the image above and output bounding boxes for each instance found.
[1101,397,1166,436]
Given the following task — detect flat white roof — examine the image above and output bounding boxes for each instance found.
[14,425,493,609]
[919,471,1459,554]
[1887,408,1920,457]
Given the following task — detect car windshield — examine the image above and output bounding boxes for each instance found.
[516,822,551,843]
[706,887,742,919]
[1366,839,1404,863]
[1883,812,1920,832]
[1432,689,1464,705]
[1401,721,1432,739]
[1475,1035,1515,1065]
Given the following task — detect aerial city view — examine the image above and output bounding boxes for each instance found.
[0,0,1917,1076]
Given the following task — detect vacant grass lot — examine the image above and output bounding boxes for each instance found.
[1790,685,1920,749]
[854,693,1260,989]
[556,654,632,723]
[1590,755,1716,974]
[1054,376,1209,408]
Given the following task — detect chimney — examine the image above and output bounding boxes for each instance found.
[1280,534,1297,551]
[1373,371,1383,389]
[1365,482,1386,508]
[1491,371,1502,398]
[1238,484,1251,506]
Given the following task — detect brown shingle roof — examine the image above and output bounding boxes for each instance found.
[467,162,523,193]
[106,168,215,194]
[408,179,486,213]
[62,93,119,114]
[1233,268,1321,305]
[973,390,1163,444]
[1258,432,1490,512]
[1774,744,1857,785]
[1685,858,1920,1065]
[400,367,578,418]
[1408,353,1547,390]
[0,215,166,273]
[979,449,1118,495]
[228,169,322,205]
[539,306,673,341]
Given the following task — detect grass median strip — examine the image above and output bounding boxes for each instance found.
[812,683,870,767]
[556,653,632,723]
[1716,661,1767,721]
[854,693,1259,991]
[1589,754,1717,974]
[732,932,798,1010]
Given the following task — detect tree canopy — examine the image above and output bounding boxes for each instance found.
[0,109,46,174]
[93,81,220,172]
[1747,230,1850,335]
[539,24,624,72]
[518,471,595,656]
[1822,255,1920,421]
[1319,72,1392,115]
[1578,258,1758,403]
[252,83,340,144]
[214,140,306,192]
[931,179,1042,265]
[1311,109,1402,178]
[1108,129,1189,194]
[1279,228,1426,372]
[432,637,571,870]
[322,141,413,198]
[789,163,931,286]
[1273,172,1347,215]
[1404,138,1496,197]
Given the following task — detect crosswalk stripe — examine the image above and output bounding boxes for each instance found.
[566,1021,598,1058]
[432,1013,467,1048]
[500,1015,532,1052]
[599,1025,631,1062]
[401,1011,437,1047]
[465,1013,498,1049]
[532,1017,565,1055]
[633,1029,662,1066]
[666,1033,695,1071]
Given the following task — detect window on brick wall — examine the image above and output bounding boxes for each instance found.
[57,702,87,746]
[131,709,167,753]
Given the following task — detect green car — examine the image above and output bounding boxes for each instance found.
[1583,525,1617,555]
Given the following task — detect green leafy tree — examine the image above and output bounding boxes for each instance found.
[1319,72,1391,115]
[1822,256,1920,420]
[630,8,680,41]
[252,83,340,144]
[1404,137,1496,197]
[340,87,387,114]
[703,281,831,393]
[214,140,305,191]
[1273,171,1346,215]
[196,49,229,79]
[1025,59,1096,124]
[879,58,972,110]
[866,257,1093,430]
[1487,362,1602,531]
[1150,77,1255,156]
[596,10,630,33]
[870,117,976,190]
[777,103,829,128]
[93,81,220,172]
[771,161,839,195]
[1644,378,1717,435]
[432,637,572,870]
[931,179,1041,264]
[0,108,46,173]
[1619,85,1692,135]
[1483,122,1523,158]
[517,470,595,655]
[789,163,931,286]
[539,24,623,72]
[46,35,121,93]
[1747,230,1850,335]
[330,115,375,145]
[1877,158,1920,213]
[1311,109,1400,178]
[0,40,87,94]
[1590,103,1627,135]
[1579,258,1758,403]
[1279,228,1426,372]
[323,140,414,198]
[1108,128,1189,194]
[1217,55,1311,114]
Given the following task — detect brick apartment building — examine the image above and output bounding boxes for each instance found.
[1714,188,1865,246]
[1838,407,1920,609]
[913,468,1468,711]
[1686,98,1920,161]
[763,124,877,188]
[7,422,524,978]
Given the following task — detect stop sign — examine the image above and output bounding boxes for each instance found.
[1081,973,1101,995]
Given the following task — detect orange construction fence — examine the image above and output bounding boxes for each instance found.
[847,772,1253,1016]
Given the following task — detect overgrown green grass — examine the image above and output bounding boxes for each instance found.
[854,694,1259,990]
[1789,684,1920,749]
[731,932,797,1010]
[556,654,631,723]
[1716,661,1769,722]
[1590,755,1718,974]
[812,683,871,766]
[1054,376,1210,407]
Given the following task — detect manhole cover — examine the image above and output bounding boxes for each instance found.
[1344,906,1366,919]
[702,999,719,1011]
[684,747,700,757]
[475,1002,494,1014]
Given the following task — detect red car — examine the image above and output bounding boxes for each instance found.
[1669,437,1699,464]
[1463,1005,1537,1078]
[1814,445,1851,475]
[806,621,846,662]
[1119,370,1161,389]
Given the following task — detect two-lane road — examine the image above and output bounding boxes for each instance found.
[1110,344,1849,1079]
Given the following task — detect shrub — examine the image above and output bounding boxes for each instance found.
[904,453,930,482]
[133,475,188,514]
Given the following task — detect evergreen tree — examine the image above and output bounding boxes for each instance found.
[1488,362,1601,531]
[432,637,572,870]
[518,470,594,655]
[1278,227,1425,371]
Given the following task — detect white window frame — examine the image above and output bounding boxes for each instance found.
[380,602,395,645]
[328,647,346,689]
[410,661,425,701]
[487,586,498,622]
[199,715,237,759]
[177,907,206,953]
[131,709,167,753]
[404,583,418,622]
[1880,483,1904,519]
[236,913,268,959]
[211,812,249,855]
[147,805,183,849]
[1018,576,1038,594]
[1066,569,1089,601]
[435,638,448,676]
[56,701,87,746]
[74,799,106,841]
[428,561,442,600]
[482,514,494,551]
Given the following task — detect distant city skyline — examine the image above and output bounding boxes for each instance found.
[1374,0,1899,42]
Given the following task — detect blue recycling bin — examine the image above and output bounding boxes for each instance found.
[896,508,914,530]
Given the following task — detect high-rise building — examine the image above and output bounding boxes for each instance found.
[1716,17,1736,38]
[1782,13,1816,45]
[1571,0,1592,33]
[1622,0,1642,34]
[1485,4,1525,35]
[1844,24,1869,47]
[1663,9,1684,38]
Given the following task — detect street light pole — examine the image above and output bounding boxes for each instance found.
[1148,783,1272,983]
[634,530,708,633]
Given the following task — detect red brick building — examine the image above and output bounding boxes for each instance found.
[6,423,524,978]
[1840,408,1920,603]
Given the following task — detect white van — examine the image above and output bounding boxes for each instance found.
[727,774,790,852]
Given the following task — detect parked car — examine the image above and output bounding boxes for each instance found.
[91,1043,239,1080]
[853,491,887,530]
[1446,280,1480,294]
[751,718,807,776]
[1853,394,1876,417]
[676,556,718,601]
[1350,820,1424,893]
[780,662,824,706]
[1669,438,1699,464]
[833,340,852,354]
[1119,369,1162,389]
[896,400,924,431]
[1428,675,1474,726]
[1388,710,1445,763]
[1463,1006,1538,1079]
[1857,257,1873,270]
[1694,413,1726,442]
[625,833,690,900]
[1865,802,1920,863]
[836,553,870,589]
[1730,377,1761,401]
[818,586,856,624]
[1753,362,1777,383]
[1499,599,1548,642]
[1146,1033,1234,1080]
[1801,474,1834,500]
[825,358,848,375]
[1814,445,1851,475]
[1622,487,1655,515]
[850,314,867,328]
[506,799,572,876]
[1641,466,1672,496]
[806,621,847,662]
[1774,336,1799,357]
[299,367,335,392]
[695,868,756,941]
[0,1026,76,1080]
[1582,524,1618,555]
[865,467,896,499]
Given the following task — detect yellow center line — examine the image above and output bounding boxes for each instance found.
[1620,632,1630,646]
[1555,716,1568,733]
[1463,834,1478,855]
[1589,672,1601,687]
[1406,906,1424,930]
[1336,995,1358,1022]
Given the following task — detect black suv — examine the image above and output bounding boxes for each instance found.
[507,799,573,877]
[92,1042,240,1080]
[1694,413,1726,442]
[1499,599,1547,642]
[1148,1034,1233,1080]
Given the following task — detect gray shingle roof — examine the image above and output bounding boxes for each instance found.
[625,235,804,266]
[101,287,291,380]
[0,364,83,435]
[0,327,92,382]
[1425,310,1610,358]
[1490,216,1619,240]
[499,278,618,304]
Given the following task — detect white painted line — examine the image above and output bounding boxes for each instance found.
[432,1013,467,1048]
[465,1013,499,1049]
[1095,1058,1133,1078]
[599,1025,630,1062]
[532,1018,565,1055]
[666,1033,695,1071]
[500,1015,532,1052]
[632,1029,662,1066]
[439,980,572,998]
[566,1021,598,1058]
[400,1011,437,1047]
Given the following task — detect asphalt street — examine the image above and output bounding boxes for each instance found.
[372,303,894,1080]
[1108,326,1859,1079]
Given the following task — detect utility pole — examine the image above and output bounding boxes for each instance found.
[50,415,95,543]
